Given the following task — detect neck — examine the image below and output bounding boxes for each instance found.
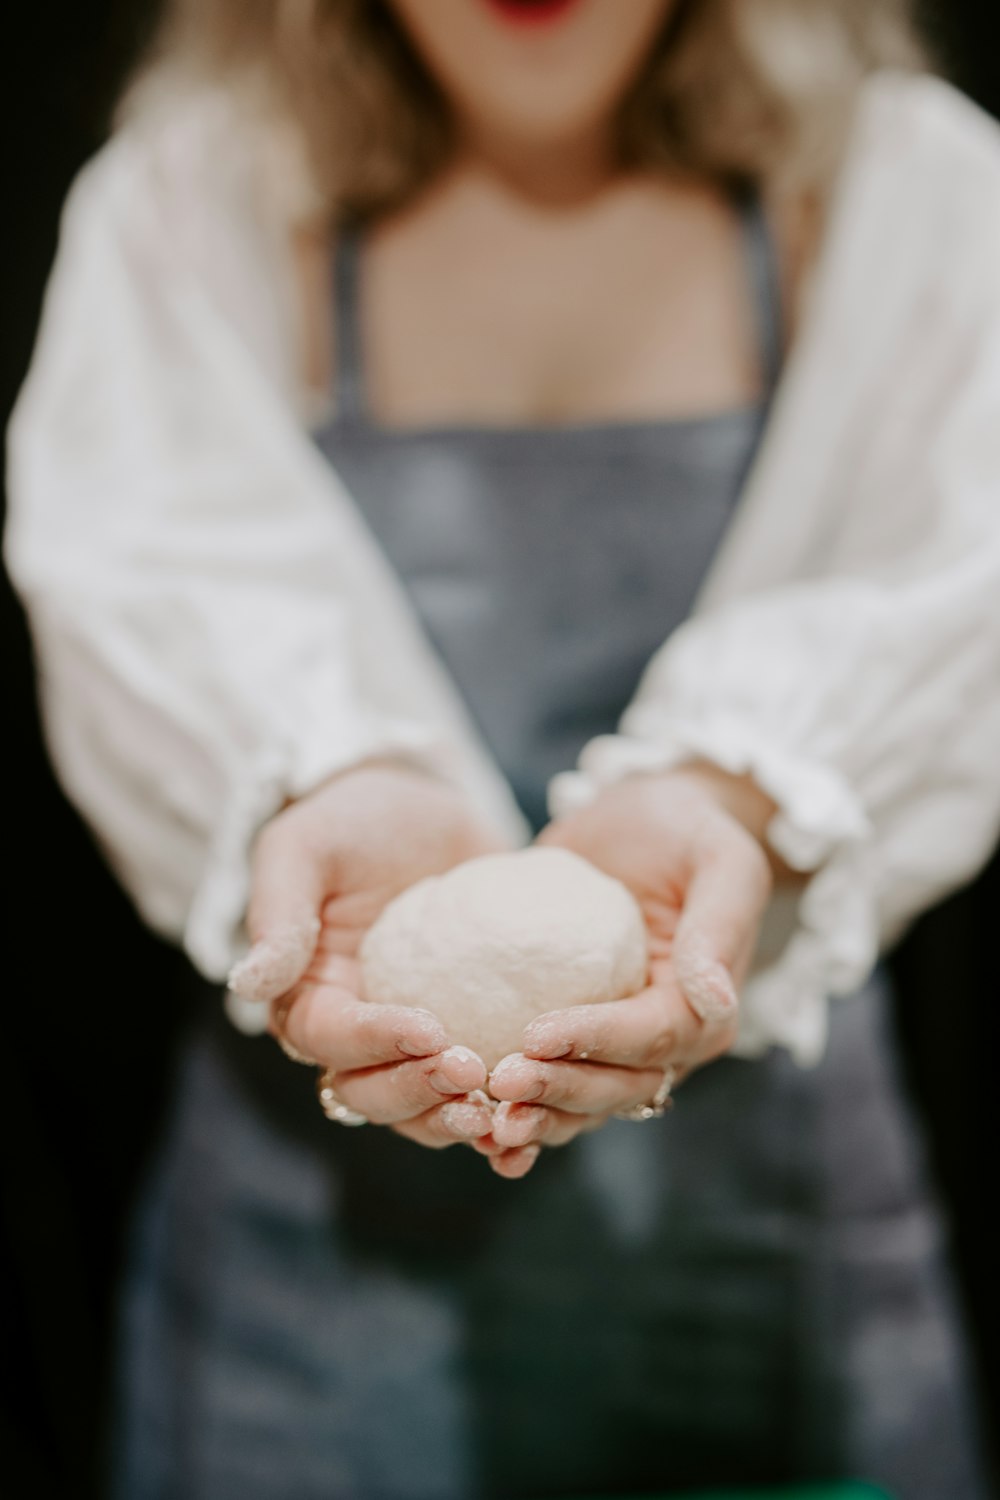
[456,120,618,207]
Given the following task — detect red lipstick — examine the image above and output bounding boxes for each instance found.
[482,0,582,27]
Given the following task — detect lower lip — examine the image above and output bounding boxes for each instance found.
[482,0,582,27]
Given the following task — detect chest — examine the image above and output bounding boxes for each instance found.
[366,211,760,427]
[297,176,785,429]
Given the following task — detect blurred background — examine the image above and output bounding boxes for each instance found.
[1,3,998,1494]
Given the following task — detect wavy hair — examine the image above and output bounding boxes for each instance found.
[138,0,928,220]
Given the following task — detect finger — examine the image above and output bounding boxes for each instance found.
[303,947,364,989]
[227,915,321,1011]
[489,1054,667,1115]
[491,1102,611,1149]
[488,1102,549,1148]
[440,1092,496,1140]
[284,983,449,1071]
[519,978,702,1068]
[672,830,771,1023]
[227,818,330,1008]
[487,1144,542,1180]
[330,1046,488,1124]
[391,1094,495,1149]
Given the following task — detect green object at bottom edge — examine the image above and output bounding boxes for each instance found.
[564,1485,890,1500]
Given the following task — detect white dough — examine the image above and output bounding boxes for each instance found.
[359,847,648,1069]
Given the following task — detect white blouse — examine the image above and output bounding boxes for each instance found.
[7,70,1000,1063]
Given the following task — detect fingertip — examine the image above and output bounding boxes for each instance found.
[227,917,321,1004]
[393,1009,449,1058]
[488,1052,522,1083]
[491,1102,547,1149]
[489,1144,541,1180]
[409,1006,451,1035]
[521,1025,573,1060]
[439,1045,488,1091]
[443,1044,485,1067]
[397,1031,446,1059]
[675,948,739,1023]
[522,1005,593,1058]
[397,1041,437,1060]
[440,1098,495,1140]
[488,1054,539,1100]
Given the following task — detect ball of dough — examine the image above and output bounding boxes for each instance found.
[359,847,648,1069]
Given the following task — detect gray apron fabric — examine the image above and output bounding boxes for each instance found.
[112,195,988,1500]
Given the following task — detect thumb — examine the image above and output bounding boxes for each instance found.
[671,832,770,1025]
[226,816,327,1012]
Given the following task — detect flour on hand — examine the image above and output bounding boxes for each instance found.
[360,847,648,1069]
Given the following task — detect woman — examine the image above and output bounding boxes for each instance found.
[7,0,1000,1495]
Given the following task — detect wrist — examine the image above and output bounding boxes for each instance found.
[314,753,438,796]
[665,761,775,841]
[634,761,802,887]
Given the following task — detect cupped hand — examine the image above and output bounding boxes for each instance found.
[481,765,774,1174]
[227,760,510,1149]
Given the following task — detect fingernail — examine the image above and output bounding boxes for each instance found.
[523,1032,572,1060]
[677,950,739,1024]
[226,918,321,1000]
[493,1103,547,1147]
[428,1071,465,1095]
[441,1045,481,1068]
[398,1037,439,1058]
[516,1080,545,1102]
[441,1101,493,1138]
[490,1053,523,1079]
[504,1144,542,1175]
[492,1077,545,1103]
[490,1056,545,1101]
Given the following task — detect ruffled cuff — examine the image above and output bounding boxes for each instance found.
[185,715,454,1034]
[547,711,878,1065]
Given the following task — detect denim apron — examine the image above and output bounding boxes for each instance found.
[113,193,988,1500]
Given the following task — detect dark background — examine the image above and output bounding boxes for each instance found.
[2,3,999,1494]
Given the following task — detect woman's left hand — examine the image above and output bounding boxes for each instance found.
[481,764,775,1177]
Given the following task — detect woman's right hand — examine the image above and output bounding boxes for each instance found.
[227,761,507,1149]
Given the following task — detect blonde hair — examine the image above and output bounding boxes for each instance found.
[139,0,927,221]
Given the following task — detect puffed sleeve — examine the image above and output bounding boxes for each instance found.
[4,129,460,986]
[549,87,1000,1064]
